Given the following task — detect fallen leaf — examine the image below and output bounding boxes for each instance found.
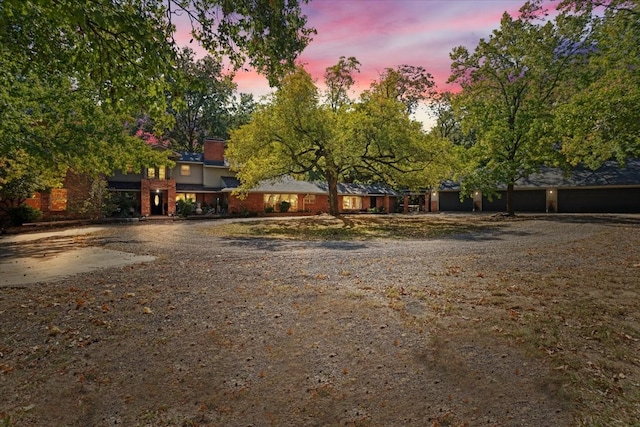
[142,307,153,314]
[48,325,62,336]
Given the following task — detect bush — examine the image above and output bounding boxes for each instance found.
[176,199,194,217]
[279,200,291,213]
[265,206,275,213]
[8,205,42,226]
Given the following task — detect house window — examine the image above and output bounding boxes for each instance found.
[343,196,362,210]
[180,165,191,176]
[176,193,196,202]
[263,194,298,211]
[158,167,166,180]
[303,194,316,204]
[147,168,156,179]
[50,188,68,211]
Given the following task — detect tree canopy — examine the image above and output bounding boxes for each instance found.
[448,1,584,214]
[555,0,640,168]
[227,62,454,216]
[0,0,313,195]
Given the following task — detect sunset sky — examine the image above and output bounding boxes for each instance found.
[188,0,558,127]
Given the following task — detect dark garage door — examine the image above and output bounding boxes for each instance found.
[439,192,473,211]
[558,188,640,213]
[482,190,546,212]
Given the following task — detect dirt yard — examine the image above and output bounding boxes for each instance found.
[1,214,639,426]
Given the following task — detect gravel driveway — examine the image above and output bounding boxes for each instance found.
[1,214,638,426]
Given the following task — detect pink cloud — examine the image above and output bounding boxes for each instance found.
[173,0,562,125]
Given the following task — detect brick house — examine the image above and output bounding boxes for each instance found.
[224,176,398,214]
[23,171,94,220]
[108,138,400,217]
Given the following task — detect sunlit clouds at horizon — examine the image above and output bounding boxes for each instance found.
[179,0,558,128]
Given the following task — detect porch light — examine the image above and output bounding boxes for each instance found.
[549,190,553,194]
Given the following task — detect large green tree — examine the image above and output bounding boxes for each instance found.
[162,48,255,152]
[0,0,313,192]
[227,63,454,216]
[449,1,582,215]
[555,0,640,167]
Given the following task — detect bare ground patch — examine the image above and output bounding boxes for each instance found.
[1,214,638,426]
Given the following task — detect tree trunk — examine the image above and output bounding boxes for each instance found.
[506,182,515,216]
[326,166,340,216]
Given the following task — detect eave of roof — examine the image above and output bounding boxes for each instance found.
[220,176,400,196]
[439,160,640,191]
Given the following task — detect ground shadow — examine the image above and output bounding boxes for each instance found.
[221,236,369,251]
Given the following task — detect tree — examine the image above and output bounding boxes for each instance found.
[449,1,581,215]
[0,0,314,109]
[164,48,238,152]
[429,91,476,148]
[0,0,312,192]
[227,62,454,216]
[324,56,361,112]
[0,68,172,186]
[555,0,640,168]
[369,65,436,115]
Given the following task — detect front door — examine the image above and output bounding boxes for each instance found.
[150,191,164,215]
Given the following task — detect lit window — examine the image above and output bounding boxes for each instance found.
[303,194,316,204]
[263,194,298,211]
[50,189,68,211]
[342,196,362,210]
[180,165,191,176]
[176,193,196,202]
[147,168,156,179]
[158,167,166,180]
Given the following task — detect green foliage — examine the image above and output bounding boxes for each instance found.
[449,1,578,213]
[162,48,251,152]
[0,0,311,197]
[228,62,455,216]
[110,192,139,218]
[7,205,41,226]
[367,65,436,115]
[176,199,195,217]
[279,200,291,213]
[555,0,640,167]
[324,56,361,111]
[69,177,114,219]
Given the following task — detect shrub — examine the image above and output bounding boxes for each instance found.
[176,199,194,217]
[279,200,291,213]
[265,206,275,213]
[110,191,138,217]
[8,205,41,226]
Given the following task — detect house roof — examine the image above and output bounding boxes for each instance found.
[177,152,228,167]
[221,176,240,189]
[176,183,224,193]
[222,176,328,194]
[440,159,640,191]
[221,175,400,196]
[178,152,203,163]
[108,181,142,191]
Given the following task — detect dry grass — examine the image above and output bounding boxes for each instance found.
[207,213,640,426]
[206,214,489,240]
[1,214,638,426]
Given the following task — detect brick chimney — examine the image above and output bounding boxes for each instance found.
[203,138,225,163]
